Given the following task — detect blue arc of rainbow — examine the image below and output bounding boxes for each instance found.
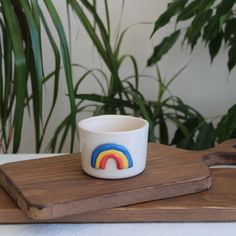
[91,143,133,170]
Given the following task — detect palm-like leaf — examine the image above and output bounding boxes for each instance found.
[0,0,75,153]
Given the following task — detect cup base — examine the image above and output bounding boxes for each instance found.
[82,168,146,180]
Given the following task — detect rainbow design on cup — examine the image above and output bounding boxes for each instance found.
[91,143,133,170]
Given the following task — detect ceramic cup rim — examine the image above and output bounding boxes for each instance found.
[78,115,149,135]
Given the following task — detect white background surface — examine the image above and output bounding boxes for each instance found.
[0,154,236,236]
[1,223,236,236]
[18,0,236,153]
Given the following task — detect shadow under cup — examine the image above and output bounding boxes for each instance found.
[78,115,149,179]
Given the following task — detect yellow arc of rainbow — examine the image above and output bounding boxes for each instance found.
[95,150,129,169]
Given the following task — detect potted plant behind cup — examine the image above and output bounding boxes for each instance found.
[49,0,214,152]
[0,0,219,153]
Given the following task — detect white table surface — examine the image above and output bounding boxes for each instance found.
[0,154,236,236]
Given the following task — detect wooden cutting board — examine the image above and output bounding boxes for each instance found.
[0,140,236,220]
[0,139,235,223]
[0,168,236,223]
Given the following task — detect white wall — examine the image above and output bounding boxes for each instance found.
[20,0,236,153]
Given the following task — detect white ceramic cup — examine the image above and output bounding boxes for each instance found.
[78,115,149,179]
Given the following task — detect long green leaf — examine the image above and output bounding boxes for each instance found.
[151,0,188,36]
[0,22,5,150]
[68,0,110,67]
[76,93,136,110]
[21,0,44,152]
[228,44,236,72]
[104,0,111,40]
[39,6,61,151]
[44,0,76,152]
[118,54,139,89]
[209,31,223,62]
[21,0,43,104]
[74,69,106,95]
[2,0,26,153]
[1,20,12,150]
[147,30,181,66]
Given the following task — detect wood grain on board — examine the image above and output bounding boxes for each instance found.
[0,140,236,221]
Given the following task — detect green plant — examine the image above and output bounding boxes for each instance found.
[148,0,236,146]
[1,0,219,153]
[0,0,76,153]
[122,65,216,150]
[148,0,236,71]
[217,104,236,142]
[48,0,214,151]
[47,0,140,152]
